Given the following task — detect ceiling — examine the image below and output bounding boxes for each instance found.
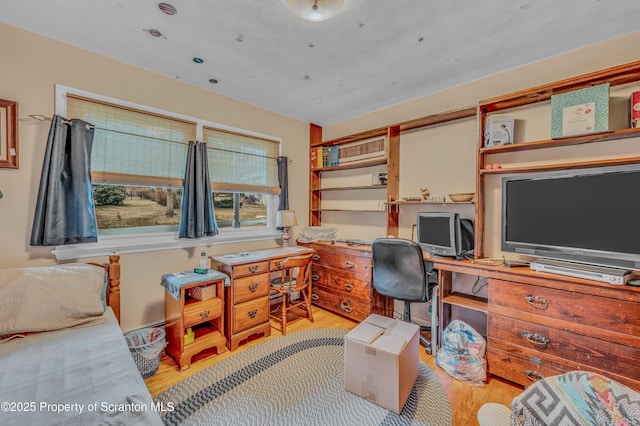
[1,0,639,126]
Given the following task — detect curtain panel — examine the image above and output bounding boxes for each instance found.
[30,115,98,246]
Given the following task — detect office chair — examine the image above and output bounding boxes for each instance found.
[269,254,315,336]
[371,238,438,354]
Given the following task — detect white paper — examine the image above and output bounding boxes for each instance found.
[562,102,596,136]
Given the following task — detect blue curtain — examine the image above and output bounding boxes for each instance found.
[30,115,97,246]
[277,156,289,211]
[179,141,218,238]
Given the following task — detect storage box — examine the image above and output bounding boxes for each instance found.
[188,284,216,300]
[344,314,420,413]
[483,114,514,147]
[631,91,640,128]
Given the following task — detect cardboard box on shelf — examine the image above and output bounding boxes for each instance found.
[344,314,420,414]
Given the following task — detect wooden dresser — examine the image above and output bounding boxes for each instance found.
[211,246,314,351]
[297,241,392,322]
[434,258,640,391]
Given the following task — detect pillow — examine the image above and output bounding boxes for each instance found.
[0,264,106,336]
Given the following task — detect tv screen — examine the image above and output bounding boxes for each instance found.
[417,212,474,258]
[502,164,640,270]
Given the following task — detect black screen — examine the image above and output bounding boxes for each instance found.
[418,216,452,248]
[504,169,640,255]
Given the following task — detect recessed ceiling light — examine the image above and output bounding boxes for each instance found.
[148,28,162,37]
[193,57,204,64]
[209,79,218,84]
[158,3,177,15]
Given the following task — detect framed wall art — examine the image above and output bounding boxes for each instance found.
[0,98,18,169]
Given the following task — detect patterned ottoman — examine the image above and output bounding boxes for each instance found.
[511,371,640,426]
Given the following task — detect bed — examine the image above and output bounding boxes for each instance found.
[0,254,163,425]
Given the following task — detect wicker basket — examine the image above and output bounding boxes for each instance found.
[448,192,475,202]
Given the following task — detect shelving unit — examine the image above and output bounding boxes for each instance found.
[475,59,640,258]
[309,106,476,236]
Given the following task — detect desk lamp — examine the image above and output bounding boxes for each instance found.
[276,210,298,247]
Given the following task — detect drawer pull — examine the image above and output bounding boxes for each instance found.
[524,370,544,382]
[344,260,354,269]
[340,300,353,313]
[200,310,210,320]
[248,284,258,292]
[521,331,549,348]
[247,309,258,318]
[525,295,549,309]
[311,293,319,301]
[248,265,259,273]
[343,283,354,291]
[274,261,282,268]
[312,274,320,281]
[312,254,320,261]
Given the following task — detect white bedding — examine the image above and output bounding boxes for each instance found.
[0,308,163,425]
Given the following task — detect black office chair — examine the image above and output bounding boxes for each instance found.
[371,238,438,354]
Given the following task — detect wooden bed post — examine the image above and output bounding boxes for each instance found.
[108,252,121,324]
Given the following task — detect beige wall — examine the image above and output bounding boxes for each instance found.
[0,23,310,331]
[2,22,640,330]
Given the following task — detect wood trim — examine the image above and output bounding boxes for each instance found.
[0,98,18,169]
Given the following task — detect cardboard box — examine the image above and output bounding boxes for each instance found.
[344,314,420,413]
[632,91,640,128]
[188,284,216,300]
[484,114,514,147]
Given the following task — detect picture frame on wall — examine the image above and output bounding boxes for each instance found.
[0,98,18,169]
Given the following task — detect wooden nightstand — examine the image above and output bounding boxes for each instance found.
[162,271,228,370]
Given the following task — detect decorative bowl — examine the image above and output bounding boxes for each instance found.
[448,192,475,202]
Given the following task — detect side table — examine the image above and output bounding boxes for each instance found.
[162,269,228,370]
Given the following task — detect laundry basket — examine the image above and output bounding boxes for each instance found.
[126,327,166,379]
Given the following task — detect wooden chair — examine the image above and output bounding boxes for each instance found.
[269,254,314,335]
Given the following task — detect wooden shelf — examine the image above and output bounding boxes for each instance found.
[311,209,387,213]
[389,200,474,206]
[312,185,386,191]
[441,292,488,313]
[480,155,640,175]
[311,158,387,171]
[480,127,640,155]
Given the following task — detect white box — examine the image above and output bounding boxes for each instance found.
[484,114,514,147]
[344,314,420,413]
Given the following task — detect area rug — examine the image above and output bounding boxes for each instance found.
[154,328,452,425]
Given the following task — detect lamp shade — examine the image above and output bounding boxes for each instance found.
[276,210,298,227]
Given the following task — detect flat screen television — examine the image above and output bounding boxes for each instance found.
[501,164,640,270]
[416,212,474,258]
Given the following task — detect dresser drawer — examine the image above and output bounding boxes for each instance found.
[233,261,270,279]
[233,297,270,333]
[489,279,640,336]
[311,284,369,322]
[234,273,270,304]
[311,251,371,279]
[489,313,640,380]
[323,270,370,302]
[183,297,223,328]
[487,346,567,387]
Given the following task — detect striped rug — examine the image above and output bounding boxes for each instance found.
[154,328,452,425]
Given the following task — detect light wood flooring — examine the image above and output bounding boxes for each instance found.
[145,307,522,426]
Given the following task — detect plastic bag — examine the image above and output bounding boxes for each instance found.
[297,226,337,242]
[435,319,487,386]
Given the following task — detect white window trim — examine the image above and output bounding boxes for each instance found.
[52,85,283,261]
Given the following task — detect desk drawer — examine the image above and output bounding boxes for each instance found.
[323,270,370,302]
[487,346,566,387]
[489,279,640,336]
[233,261,269,279]
[311,251,371,278]
[234,274,270,304]
[233,297,270,333]
[311,284,369,322]
[184,297,223,328]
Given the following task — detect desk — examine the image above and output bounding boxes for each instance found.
[211,246,314,351]
[432,257,640,390]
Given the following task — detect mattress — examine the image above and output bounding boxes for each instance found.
[0,308,163,425]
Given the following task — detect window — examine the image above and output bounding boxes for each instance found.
[52,85,282,260]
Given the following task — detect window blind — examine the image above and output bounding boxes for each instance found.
[203,127,280,194]
[67,95,196,188]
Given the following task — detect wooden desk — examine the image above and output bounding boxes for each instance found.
[432,257,640,390]
[211,246,314,351]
